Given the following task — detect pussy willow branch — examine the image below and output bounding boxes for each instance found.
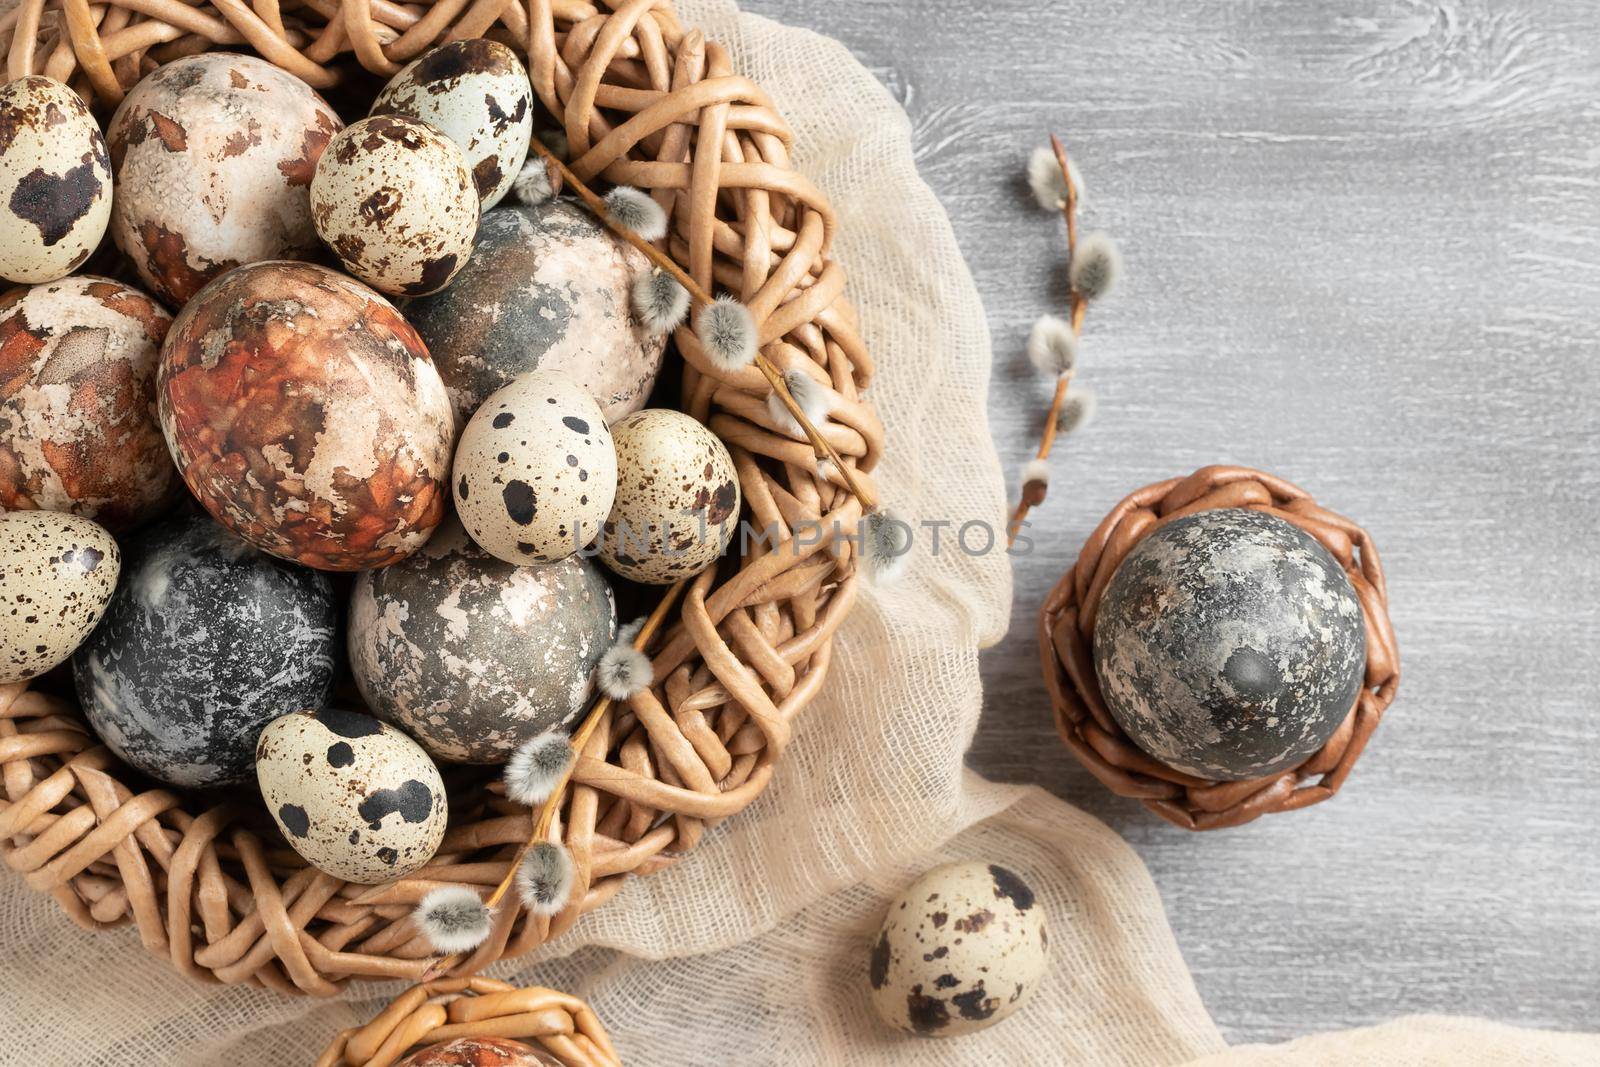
[524,136,877,514]
[1006,134,1086,546]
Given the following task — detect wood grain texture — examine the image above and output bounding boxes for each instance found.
[742,0,1600,1047]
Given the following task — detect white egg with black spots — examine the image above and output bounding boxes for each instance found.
[72,515,336,787]
[311,114,478,296]
[257,708,447,884]
[599,409,740,585]
[452,370,616,565]
[371,40,532,211]
[348,517,616,763]
[869,861,1048,1037]
[0,511,118,684]
[0,76,113,285]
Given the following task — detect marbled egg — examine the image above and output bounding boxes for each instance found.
[1093,508,1367,781]
[0,510,118,684]
[452,370,616,565]
[349,517,616,762]
[257,707,447,883]
[72,514,336,787]
[399,1038,561,1067]
[870,862,1048,1037]
[407,201,666,425]
[158,261,453,571]
[0,76,112,285]
[599,409,740,585]
[106,55,342,306]
[371,39,532,210]
[311,114,478,296]
[0,276,174,530]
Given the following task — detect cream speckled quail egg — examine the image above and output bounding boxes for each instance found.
[105,54,343,307]
[0,76,112,285]
[371,39,532,211]
[0,510,119,684]
[452,370,616,565]
[599,409,740,585]
[311,114,478,296]
[869,861,1049,1037]
[257,707,447,884]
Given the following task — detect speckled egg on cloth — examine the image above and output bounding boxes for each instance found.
[158,261,453,571]
[257,707,447,883]
[452,370,617,565]
[106,55,342,306]
[0,276,174,530]
[0,510,118,684]
[399,1038,561,1067]
[869,861,1048,1037]
[71,514,335,787]
[0,76,112,285]
[406,201,666,425]
[349,517,616,763]
[311,114,478,297]
[600,409,740,585]
[371,39,532,210]
[1093,508,1367,782]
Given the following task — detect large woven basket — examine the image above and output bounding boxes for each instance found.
[1040,465,1400,830]
[0,0,883,993]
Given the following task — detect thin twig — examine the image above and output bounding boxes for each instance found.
[524,136,877,513]
[1006,135,1087,546]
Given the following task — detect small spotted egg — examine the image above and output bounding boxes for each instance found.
[599,409,740,585]
[0,76,112,285]
[371,39,532,211]
[0,510,118,684]
[0,276,174,531]
[869,862,1048,1037]
[257,707,447,884]
[452,370,617,565]
[311,114,478,296]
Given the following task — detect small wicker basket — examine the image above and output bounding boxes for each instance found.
[1040,465,1400,830]
[0,0,882,992]
[315,977,621,1067]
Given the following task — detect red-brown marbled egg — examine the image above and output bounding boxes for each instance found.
[106,55,343,307]
[398,1038,561,1067]
[0,276,175,530]
[157,261,453,571]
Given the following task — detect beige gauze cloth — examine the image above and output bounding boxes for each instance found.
[0,2,1595,1063]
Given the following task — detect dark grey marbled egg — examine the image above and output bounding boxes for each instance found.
[256,707,446,883]
[1093,508,1366,782]
[348,516,616,763]
[406,200,665,425]
[72,514,336,787]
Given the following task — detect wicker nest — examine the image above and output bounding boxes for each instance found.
[1040,465,1400,831]
[316,977,620,1067]
[0,1,882,992]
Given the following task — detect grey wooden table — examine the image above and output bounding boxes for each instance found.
[745,0,1599,1046]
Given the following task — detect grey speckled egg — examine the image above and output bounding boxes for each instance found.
[869,862,1048,1037]
[1093,508,1367,782]
[600,409,740,585]
[406,201,666,425]
[311,114,478,297]
[452,370,617,565]
[371,40,532,211]
[257,707,446,883]
[0,510,118,684]
[72,514,335,787]
[349,517,616,763]
[0,76,112,285]
[106,55,343,307]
